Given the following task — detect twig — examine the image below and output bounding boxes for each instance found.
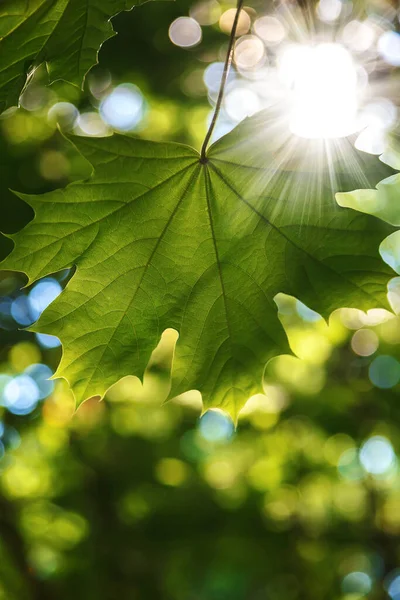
[200,0,244,162]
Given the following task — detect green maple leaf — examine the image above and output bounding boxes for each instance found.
[337,169,400,226]
[1,110,396,420]
[0,0,147,111]
[337,165,400,276]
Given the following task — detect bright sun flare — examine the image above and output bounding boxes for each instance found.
[282,43,360,139]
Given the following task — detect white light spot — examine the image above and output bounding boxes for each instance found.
[342,20,375,52]
[359,436,396,475]
[225,86,261,121]
[317,0,342,22]
[47,102,78,129]
[74,112,110,137]
[363,309,393,326]
[169,17,202,48]
[378,31,400,66]
[203,62,235,93]
[253,16,286,46]
[234,35,265,70]
[100,84,144,131]
[4,375,40,415]
[351,329,379,356]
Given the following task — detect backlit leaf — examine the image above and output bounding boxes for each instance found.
[1,109,395,420]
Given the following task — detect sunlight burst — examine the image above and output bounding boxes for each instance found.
[284,43,359,139]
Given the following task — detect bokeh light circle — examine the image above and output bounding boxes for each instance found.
[100,84,145,131]
[169,17,202,48]
[359,436,396,476]
[369,355,400,389]
[4,375,40,415]
[199,410,234,442]
[253,16,286,46]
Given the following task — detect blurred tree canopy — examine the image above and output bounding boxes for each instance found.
[1,0,400,598]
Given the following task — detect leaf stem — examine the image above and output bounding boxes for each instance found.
[200,0,244,162]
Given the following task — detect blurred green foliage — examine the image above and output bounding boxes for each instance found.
[1,0,400,598]
[2,296,400,599]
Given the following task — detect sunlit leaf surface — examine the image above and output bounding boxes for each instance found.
[337,171,400,226]
[1,109,395,419]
